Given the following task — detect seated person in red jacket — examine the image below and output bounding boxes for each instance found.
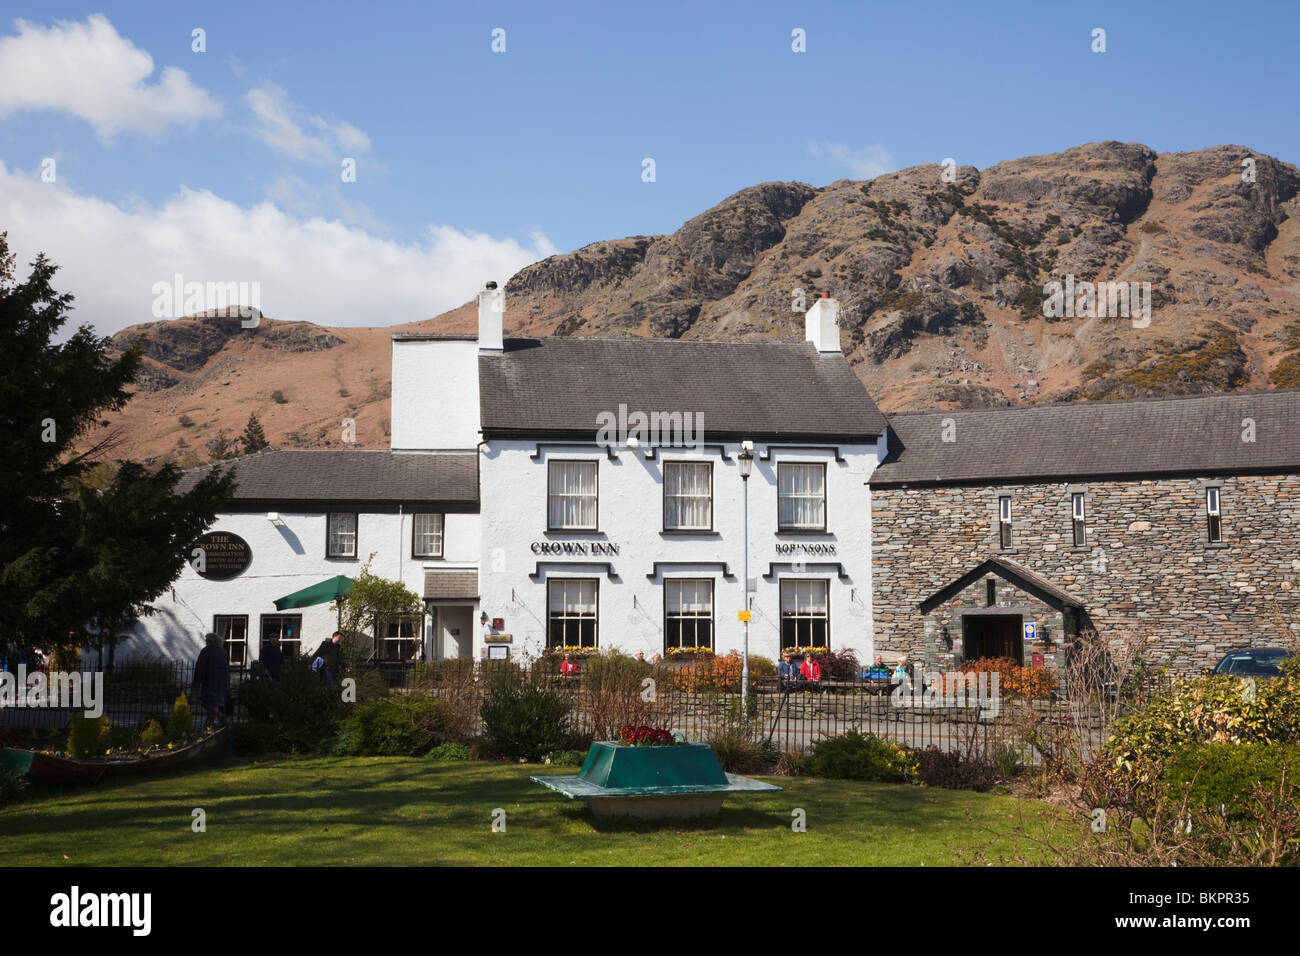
[560,653,580,676]
[800,653,822,681]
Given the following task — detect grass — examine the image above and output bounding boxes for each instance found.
[0,758,1066,866]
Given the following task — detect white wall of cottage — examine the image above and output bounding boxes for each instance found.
[119,509,480,665]
[477,437,885,664]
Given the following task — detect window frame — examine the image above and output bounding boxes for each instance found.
[411,513,445,559]
[777,461,828,533]
[662,578,715,652]
[1206,487,1222,543]
[998,496,1013,550]
[259,614,303,661]
[326,511,359,559]
[547,459,600,533]
[778,578,831,651]
[546,578,600,650]
[662,460,715,532]
[379,613,423,662]
[1071,492,1086,547]
[214,614,249,668]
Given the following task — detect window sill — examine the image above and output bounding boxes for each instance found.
[775,529,832,536]
[660,530,720,537]
[543,530,605,537]
[1205,542,1230,550]
[325,555,359,561]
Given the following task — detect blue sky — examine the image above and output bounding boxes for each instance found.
[1,0,1297,334]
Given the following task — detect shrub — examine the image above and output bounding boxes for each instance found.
[481,680,572,761]
[167,692,192,741]
[427,741,471,761]
[809,731,918,783]
[916,746,998,792]
[67,715,111,758]
[1106,674,1300,778]
[138,720,167,752]
[335,696,452,756]
[581,652,658,739]
[774,749,810,776]
[240,657,347,753]
[543,749,587,767]
[953,657,1057,699]
[818,648,861,680]
[673,650,775,693]
[1159,743,1300,821]
[0,769,28,806]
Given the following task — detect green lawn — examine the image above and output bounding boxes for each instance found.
[0,758,1066,866]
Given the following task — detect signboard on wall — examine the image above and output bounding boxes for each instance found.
[191,532,252,581]
[1023,622,1037,643]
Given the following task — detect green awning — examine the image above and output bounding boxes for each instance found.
[273,575,353,610]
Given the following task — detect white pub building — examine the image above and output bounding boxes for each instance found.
[123,287,889,666]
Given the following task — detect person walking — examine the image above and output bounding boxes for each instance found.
[260,632,283,681]
[192,632,230,726]
[311,632,342,688]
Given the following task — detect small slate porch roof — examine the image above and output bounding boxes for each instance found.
[918,557,1084,615]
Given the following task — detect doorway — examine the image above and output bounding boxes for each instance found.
[432,605,474,659]
[962,614,1023,664]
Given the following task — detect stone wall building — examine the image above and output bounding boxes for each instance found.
[869,390,1300,675]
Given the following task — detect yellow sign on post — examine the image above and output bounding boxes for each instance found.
[737,610,751,622]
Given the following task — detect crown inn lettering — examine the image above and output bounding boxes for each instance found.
[531,541,621,556]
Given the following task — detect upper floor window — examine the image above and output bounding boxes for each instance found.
[1071,493,1086,547]
[548,460,598,531]
[413,513,444,558]
[663,461,713,530]
[998,496,1013,550]
[327,512,357,558]
[778,463,826,531]
[1206,487,1222,543]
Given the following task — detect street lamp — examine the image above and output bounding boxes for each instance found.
[738,440,754,711]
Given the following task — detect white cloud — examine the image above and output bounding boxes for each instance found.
[0,14,220,139]
[0,162,558,335]
[248,83,371,162]
[806,141,896,179]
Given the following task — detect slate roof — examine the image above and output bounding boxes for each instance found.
[477,337,887,440]
[918,558,1084,614]
[177,449,479,510]
[423,569,480,600]
[871,389,1300,486]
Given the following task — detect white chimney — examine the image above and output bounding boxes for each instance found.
[477,281,504,353]
[805,293,841,353]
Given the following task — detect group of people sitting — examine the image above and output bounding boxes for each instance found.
[777,652,824,684]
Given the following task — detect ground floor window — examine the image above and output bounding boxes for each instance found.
[380,614,422,661]
[664,579,713,651]
[260,614,302,660]
[548,579,598,649]
[780,580,829,649]
[214,614,248,666]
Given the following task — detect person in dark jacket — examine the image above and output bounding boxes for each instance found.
[192,632,230,726]
[311,632,342,688]
[260,633,283,681]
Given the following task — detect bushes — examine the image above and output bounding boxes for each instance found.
[166,692,192,741]
[1159,743,1300,821]
[427,741,471,761]
[335,696,454,756]
[705,705,765,773]
[66,715,111,757]
[916,746,998,792]
[956,657,1057,699]
[138,720,167,752]
[481,679,572,761]
[238,657,346,754]
[0,769,28,806]
[1105,674,1300,777]
[672,651,775,693]
[809,731,918,783]
[581,652,658,740]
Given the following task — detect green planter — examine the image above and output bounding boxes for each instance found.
[578,741,728,790]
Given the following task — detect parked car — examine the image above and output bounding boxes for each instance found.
[1209,647,1295,678]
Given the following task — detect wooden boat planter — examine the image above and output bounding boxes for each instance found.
[0,725,232,785]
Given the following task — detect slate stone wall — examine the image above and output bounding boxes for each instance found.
[871,474,1300,674]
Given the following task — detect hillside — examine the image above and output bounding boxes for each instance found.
[96,141,1300,464]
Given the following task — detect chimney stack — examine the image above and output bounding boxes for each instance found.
[477,281,504,353]
[805,293,841,353]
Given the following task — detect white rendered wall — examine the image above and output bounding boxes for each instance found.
[390,339,481,449]
[121,509,480,664]
[477,438,883,664]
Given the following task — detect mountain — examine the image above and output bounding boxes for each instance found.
[97,141,1300,464]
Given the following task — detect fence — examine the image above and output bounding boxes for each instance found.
[0,659,1108,759]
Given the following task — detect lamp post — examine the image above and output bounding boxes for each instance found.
[738,440,754,711]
